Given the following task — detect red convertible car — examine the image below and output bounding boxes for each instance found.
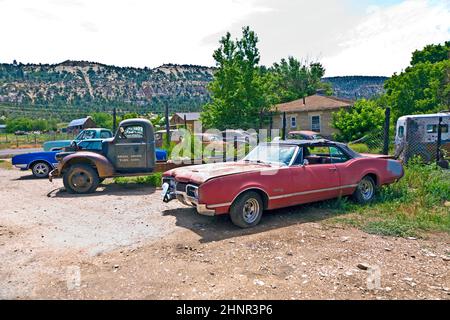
[162,140,404,228]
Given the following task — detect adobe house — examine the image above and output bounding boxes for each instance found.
[67,116,96,133]
[270,95,353,138]
[170,112,201,130]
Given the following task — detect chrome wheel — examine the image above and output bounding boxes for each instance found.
[243,198,260,224]
[32,162,50,178]
[359,178,374,201]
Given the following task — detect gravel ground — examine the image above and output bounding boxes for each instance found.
[0,168,449,300]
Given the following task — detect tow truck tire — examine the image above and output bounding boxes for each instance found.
[63,164,100,194]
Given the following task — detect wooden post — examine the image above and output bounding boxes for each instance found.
[269,112,273,141]
[112,107,117,133]
[436,116,443,163]
[164,102,170,148]
[383,107,391,155]
[234,136,238,162]
[184,114,187,130]
[282,112,287,140]
[222,131,227,163]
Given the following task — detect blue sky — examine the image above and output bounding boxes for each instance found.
[0,0,448,76]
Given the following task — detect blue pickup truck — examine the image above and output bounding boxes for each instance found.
[43,128,113,151]
[13,139,168,178]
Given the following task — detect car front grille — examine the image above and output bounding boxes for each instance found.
[176,182,188,192]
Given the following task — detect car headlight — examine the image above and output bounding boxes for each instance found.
[186,185,199,199]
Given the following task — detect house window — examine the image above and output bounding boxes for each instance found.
[311,116,321,132]
[290,116,297,128]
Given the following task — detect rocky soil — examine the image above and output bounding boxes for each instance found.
[0,168,448,300]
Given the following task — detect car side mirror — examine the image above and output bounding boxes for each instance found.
[302,159,309,166]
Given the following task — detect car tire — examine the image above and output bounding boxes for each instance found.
[229,191,263,228]
[352,176,376,204]
[63,164,99,194]
[31,161,51,178]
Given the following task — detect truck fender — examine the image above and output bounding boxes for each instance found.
[60,151,115,178]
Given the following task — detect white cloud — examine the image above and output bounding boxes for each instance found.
[323,0,450,76]
[0,0,448,76]
[0,0,269,67]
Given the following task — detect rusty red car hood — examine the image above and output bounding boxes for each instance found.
[166,161,277,184]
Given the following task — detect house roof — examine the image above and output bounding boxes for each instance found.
[272,95,353,113]
[174,112,201,121]
[68,117,92,127]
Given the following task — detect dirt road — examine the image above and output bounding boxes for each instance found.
[0,168,448,299]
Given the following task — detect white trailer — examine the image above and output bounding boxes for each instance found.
[395,112,449,163]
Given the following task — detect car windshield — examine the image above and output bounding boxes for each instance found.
[243,144,297,166]
[75,130,95,140]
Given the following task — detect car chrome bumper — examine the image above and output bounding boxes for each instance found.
[174,185,216,217]
[196,204,215,216]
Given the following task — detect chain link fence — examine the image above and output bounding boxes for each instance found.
[395,116,449,167]
[0,132,76,149]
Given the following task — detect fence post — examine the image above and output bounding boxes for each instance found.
[383,107,391,155]
[164,102,170,148]
[113,107,117,133]
[222,131,227,163]
[234,136,238,162]
[282,112,287,140]
[269,112,273,141]
[436,116,443,163]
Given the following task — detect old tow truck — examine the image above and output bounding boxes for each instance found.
[49,118,181,194]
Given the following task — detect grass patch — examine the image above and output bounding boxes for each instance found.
[112,172,163,188]
[0,159,12,169]
[324,159,450,237]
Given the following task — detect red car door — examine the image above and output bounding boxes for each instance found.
[285,146,341,206]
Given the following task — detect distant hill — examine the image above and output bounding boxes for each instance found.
[0,61,214,120]
[0,60,388,120]
[323,76,388,100]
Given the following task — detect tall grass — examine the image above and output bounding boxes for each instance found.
[113,172,163,187]
[327,158,450,237]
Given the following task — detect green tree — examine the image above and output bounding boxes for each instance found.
[90,112,113,129]
[201,27,271,129]
[121,112,139,120]
[384,59,449,120]
[411,41,449,66]
[332,99,385,142]
[270,57,331,103]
